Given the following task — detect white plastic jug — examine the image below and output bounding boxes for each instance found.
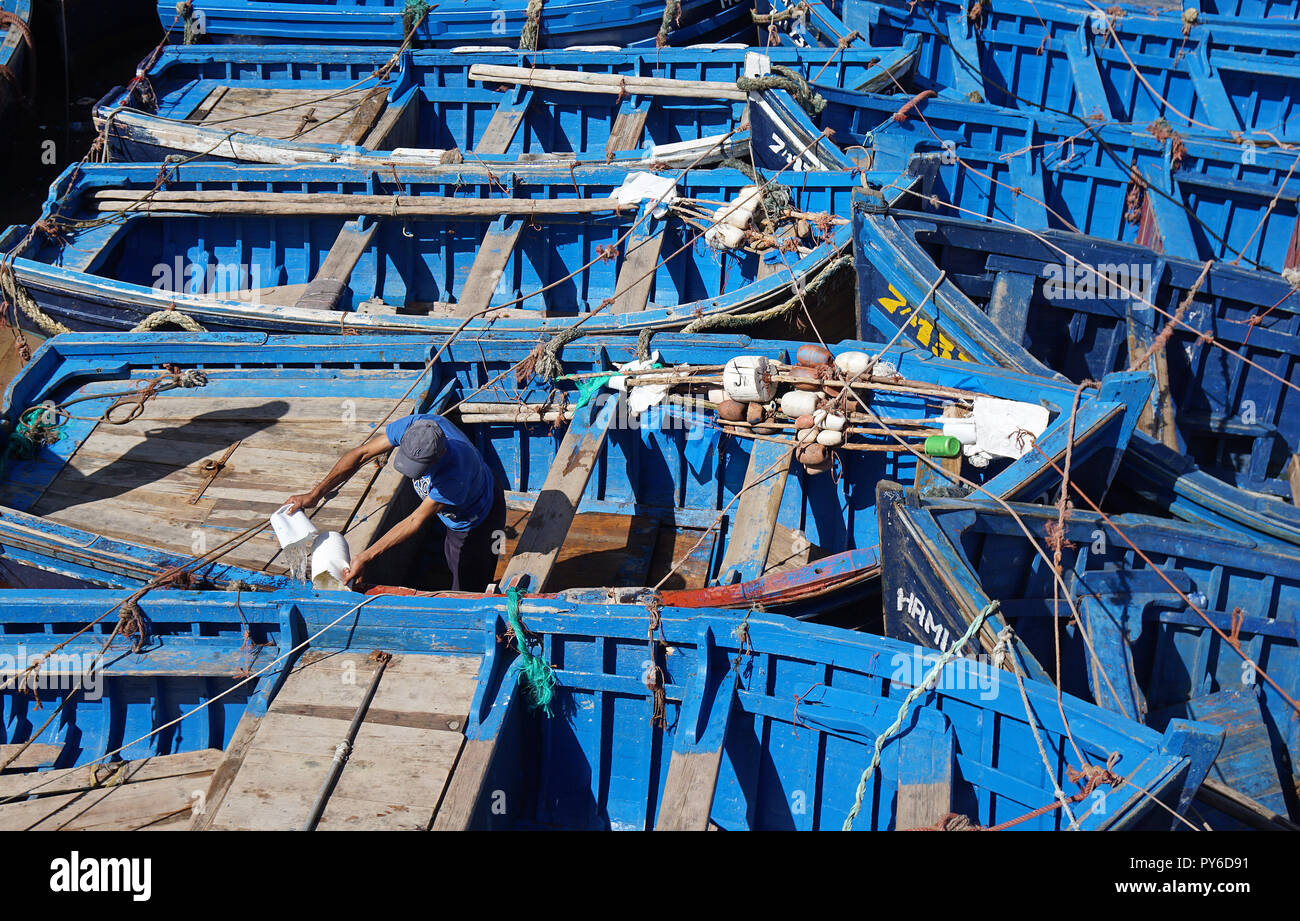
[310,531,352,591]
[270,505,318,550]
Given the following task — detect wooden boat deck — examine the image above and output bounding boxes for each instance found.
[195,651,479,831]
[0,749,222,831]
[26,392,411,576]
[187,85,387,146]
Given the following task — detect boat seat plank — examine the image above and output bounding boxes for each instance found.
[896,728,955,830]
[656,749,727,831]
[987,269,1035,346]
[605,95,650,157]
[714,440,793,586]
[609,215,663,313]
[294,219,378,312]
[201,652,479,831]
[456,215,523,315]
[474,89,531,156]
[499,393,622,593]
[0,749,221,801]
[1185,688,1291,820]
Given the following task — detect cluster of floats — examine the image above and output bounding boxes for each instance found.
[0,0,1296,830]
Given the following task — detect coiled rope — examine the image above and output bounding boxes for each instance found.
[520,0,545,50]
[0,265,70,336]
[130,309,207,333]
[842,600,1000,831]
[736,65,827,117]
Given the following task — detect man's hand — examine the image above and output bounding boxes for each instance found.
[342,554,368,588]
[285,492,319,515]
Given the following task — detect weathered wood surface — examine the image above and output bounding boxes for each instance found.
[655,749,725,831]
[0,750,221,831]
[199,652,479,831]
[456,216,524,315]
[31,392,413,575]
[0,742,62,772]
[468,64,747,100]
[294,220,378,312]
[498,394,622,592]
[93,190,627,217]
[190,86,381,145]
[895,730,954,830]
[715,439,792,585]
[609,218,663,314]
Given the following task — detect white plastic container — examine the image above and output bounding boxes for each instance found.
[723,356,776,402]
[310,531,353,591]
[270,505,318,550]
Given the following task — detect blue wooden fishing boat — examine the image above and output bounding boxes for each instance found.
[877,484,1300,829]
[0,332,1149,619]
[0,587,1221,829]
[0,0,32,136]
[159,0,751,48]
[852,205,1300,525]
[2,161,892,336]
[93,44,916,168]
[752,69,1300,274]
[841,0,1300,142]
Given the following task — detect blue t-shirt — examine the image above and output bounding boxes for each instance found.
[385,414,494,531]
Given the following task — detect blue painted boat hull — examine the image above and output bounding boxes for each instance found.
[0,332,1150,618]
[851,202,1300,543]
[877,484,1300,826]
[159,0,751,48]
[0,588,1222,829]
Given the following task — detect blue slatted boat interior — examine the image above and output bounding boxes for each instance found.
[877,486,1300,826]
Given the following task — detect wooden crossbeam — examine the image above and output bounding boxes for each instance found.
[714,439,793,586]
[468,63,747,100]
[456,215,523,315]
[293,219,377,311]
[498,392,622,593]
[94,191,626,217]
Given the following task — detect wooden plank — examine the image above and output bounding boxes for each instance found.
[342,87,389,146]
[474,89,531,156]
[605,96,650,157]
[1127,321,1180,450]
[0,771,216,832]
[498,393,622,593]
[1186,688,1291,821]
[190,711,261,830]
[187,85,230,122]
[609,216,663,314]
[430,737,496,831]
[714,439,792,585]
[94,190,626,217]
[986,269,1035,346]
[895,729,954,830]
[1289,453,1300,505]
[293,219,378,312]
[468,64,747,101]
[456,215,523,314]
[656,750,725,831]
[0,742,62,772]
[0,749,221,800]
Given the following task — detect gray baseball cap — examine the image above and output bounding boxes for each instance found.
[392,419,447,478]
